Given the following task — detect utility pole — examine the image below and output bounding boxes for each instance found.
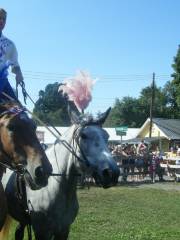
[149,73,155,138]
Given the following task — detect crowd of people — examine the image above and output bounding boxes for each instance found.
[108,140,164,182]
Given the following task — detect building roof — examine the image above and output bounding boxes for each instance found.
[137,118,180,140]
[36,126,139,145]
[36,126,68,145]
[153,118,180,140]
[122,136,164,144]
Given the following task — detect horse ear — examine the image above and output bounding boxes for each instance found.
[67,102,81,124]
[94,107,111,125]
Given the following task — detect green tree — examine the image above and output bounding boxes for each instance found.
[139,84,168,118]
[33,82,71,126]
[170,44,180,115]
[105,97,143,127]
[162,81,179,118]
[105,82,169,128]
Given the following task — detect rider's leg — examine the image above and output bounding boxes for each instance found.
[1,80,18,101]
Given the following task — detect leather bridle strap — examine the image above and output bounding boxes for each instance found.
[15,174,32,240]
[0,159,26,175]
[72,126,90,167]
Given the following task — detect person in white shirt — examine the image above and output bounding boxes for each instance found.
[137,139,147,155]
[0,8,23,101]
[177,145,180,156]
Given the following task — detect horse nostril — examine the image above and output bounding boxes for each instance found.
[47,163,53,175]
[43,163,53,176]
[35,166,45,178]
[102,168,112,178]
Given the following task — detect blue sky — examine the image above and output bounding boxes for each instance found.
[1,0,180,114]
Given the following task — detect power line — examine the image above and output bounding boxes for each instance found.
[8,75,171,84]
[10,70,173,78]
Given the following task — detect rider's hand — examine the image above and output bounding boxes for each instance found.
[12,66,24,85]
[15,72,24,84]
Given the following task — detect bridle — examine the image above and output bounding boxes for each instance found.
[51,123,93,177]
[0,105,37,240]
[72,124,90,167]
[62,121,104,168]
[0,105,29,176]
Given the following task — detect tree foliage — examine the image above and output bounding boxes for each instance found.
[170,45,180,114]
[105,97,142,127]
[33,82,71,126]
[105,83,170,128]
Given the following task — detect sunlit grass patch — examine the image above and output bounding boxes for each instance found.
[6,185,180,240]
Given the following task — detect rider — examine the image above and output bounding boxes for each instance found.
[0,8,24,101]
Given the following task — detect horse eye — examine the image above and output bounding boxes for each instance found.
[81,133,88,139]
[103,131,109,140]
[105,133,109,140]
[31,120,37,131]
[8,123,16,131]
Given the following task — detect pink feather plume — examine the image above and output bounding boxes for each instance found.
[58,70,95,112]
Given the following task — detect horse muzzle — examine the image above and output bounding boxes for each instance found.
[93,167,120,189]
[24,163,52,190]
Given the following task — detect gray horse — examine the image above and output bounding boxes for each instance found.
[2,107,120,240]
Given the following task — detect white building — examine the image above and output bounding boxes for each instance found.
[36,126,139,147]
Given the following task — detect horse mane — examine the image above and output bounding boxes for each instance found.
[75,113,94,125]
[0,101,20,114]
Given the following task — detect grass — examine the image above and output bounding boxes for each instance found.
[5,184,180,240]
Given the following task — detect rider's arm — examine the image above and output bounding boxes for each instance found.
[9,42,24,84]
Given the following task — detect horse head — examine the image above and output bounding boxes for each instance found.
[70,107,120,188]
[0,102,52,190]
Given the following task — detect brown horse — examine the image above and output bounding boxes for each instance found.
[0,101,52,231]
